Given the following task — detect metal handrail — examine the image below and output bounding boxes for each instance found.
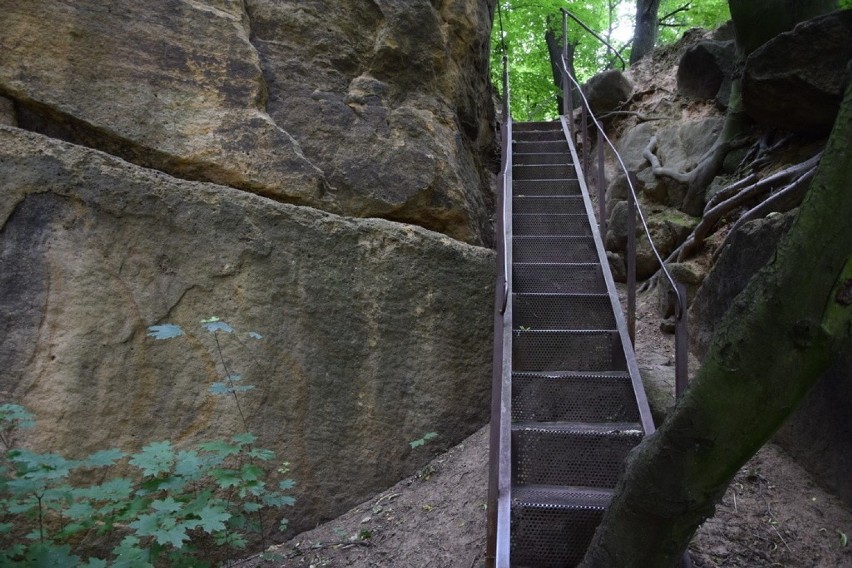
[487,49,513,568]
[560,8,627,71]
[558,53,690,398]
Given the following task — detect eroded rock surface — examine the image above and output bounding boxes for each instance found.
[0,0,496,244]
[0,127,495,531]
[743,10,852,135]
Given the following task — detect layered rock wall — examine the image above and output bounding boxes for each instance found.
[0,0,498,532]
[0,0,496,244]
[0,127,494,529]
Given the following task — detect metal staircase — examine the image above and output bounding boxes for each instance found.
[487,119,656,567]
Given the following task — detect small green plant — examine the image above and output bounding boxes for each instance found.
[408,432,438,449]
[0,317,294,566]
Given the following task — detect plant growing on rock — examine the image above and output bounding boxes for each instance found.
[0,318,293,566]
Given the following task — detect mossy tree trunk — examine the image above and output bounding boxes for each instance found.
[580,78,852,568]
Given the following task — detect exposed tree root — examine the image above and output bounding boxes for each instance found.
[643,134,749,216]
[713,164,818,260]
[638,153,822,293]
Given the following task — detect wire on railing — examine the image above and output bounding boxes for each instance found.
[558,52,690,399]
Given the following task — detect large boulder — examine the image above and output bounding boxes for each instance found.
[0,126,495,531]
[689,211,795,357]
[676,40,737,108]
[742,10,852,136]
[0,0,496,244]
[582,70,633,115]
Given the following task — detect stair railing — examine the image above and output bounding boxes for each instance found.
[486,51,513,568]
[558,52,690,400]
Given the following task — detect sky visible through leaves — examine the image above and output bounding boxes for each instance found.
[492,0,731,121]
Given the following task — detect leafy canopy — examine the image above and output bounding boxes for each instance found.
[492,0,730,121]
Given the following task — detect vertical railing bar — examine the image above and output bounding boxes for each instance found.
[597,130,606,236]
[626,176,637,345]
[581,104,589,176]
[675,282,689,399]
[562,12,574,140]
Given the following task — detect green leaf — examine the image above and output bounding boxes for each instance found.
[130,513,192,549]
[0,403,35,429]
[147,324,184,340]
[198,439,241,458]
[196,504,230,533]
[78,477,134,502]
[232,432,257,446]
[22,542,81,566]
[111,536,154,567]
[0,522,13,534]
[82,448,126,468]
[242,501,262,513]
[173,450,205,479]
[65,501,95,519]
[262,493,296,507]
[201,321,234,334]
[248,447,275,461]
[209,382,233,395]
[129,441,174,476]
[80,558,109,568]
[151,497,183,513]
[279,479,296,490]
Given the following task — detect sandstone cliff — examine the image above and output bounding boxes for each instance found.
[0,0,498,533]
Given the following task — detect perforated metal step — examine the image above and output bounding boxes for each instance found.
[513,236,597,263]
[514,140,570,155]
[510,486,611,568]
[513,179,581,196]
[513,214,590,236]
[513,152,572,166]
[514,164,574,180]
[513,196,586,214]
[512,372,639,423]
[512,263,607,295]
[511,330,626,372]
[512,422,643,487]
[513,293,614,330]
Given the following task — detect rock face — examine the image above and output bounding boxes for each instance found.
[677,40,736,108]
[742,10,852,136]
[689,212,795,357]
[0,127,495,530]
[0,0,496,245]
[582,70,633,115]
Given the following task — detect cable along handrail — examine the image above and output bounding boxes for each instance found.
[558,51,690,398]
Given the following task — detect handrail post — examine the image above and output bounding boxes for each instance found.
[597,128,606,236]
[581,103,589,176]
[626,174,637,345]
[675,283,689,399]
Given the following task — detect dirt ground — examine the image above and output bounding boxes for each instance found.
[237,289,852,568]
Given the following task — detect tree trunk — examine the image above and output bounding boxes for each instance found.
[545,25,576,114]
[580,79,852,568]
[630,0,661,63]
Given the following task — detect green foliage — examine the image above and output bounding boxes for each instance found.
[0,318,294,566]
[492,0,729,121]
[409,431,439,449]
